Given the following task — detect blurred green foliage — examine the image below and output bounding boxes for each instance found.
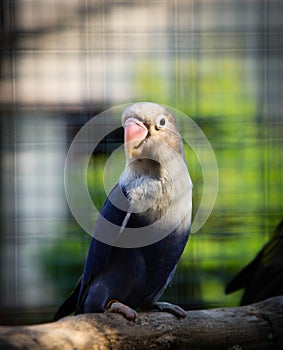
[42,57,282,313]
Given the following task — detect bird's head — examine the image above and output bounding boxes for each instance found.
[121,102,184,166]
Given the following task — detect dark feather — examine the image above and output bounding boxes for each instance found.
[225,219,283,305]
[53,276,82,321]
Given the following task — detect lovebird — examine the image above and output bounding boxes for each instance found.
[54,102,192,320]
[225,219,283,305]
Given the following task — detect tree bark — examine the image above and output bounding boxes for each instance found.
[0,296,283,350]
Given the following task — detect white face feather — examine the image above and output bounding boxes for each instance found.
[122,102,185,163]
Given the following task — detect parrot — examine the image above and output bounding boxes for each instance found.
[54,102,192,321]
[225,219,283,305]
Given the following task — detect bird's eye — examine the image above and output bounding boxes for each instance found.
[156,115,168,129]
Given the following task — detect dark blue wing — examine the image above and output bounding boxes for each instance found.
[139,226,190,307]
[77,183,130,308]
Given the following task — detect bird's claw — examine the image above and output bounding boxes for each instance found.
[105,301,138,321]
[149,301,187,318]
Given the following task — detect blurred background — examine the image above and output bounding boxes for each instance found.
[1,0,283,325]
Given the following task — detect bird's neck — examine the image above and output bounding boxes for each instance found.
[119,159,171,217]
[124,159,163,180]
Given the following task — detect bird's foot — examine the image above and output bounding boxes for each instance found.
[147,301,187,318]
[105,300,138,321]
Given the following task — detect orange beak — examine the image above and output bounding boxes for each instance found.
[124,118,148,158]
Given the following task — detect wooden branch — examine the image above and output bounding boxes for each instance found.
[0,296,283,350]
